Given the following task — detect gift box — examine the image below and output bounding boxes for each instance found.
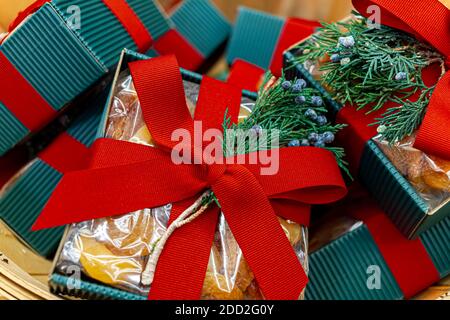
[306,187,450,300]
[168,0,231,70]
[283,0,450,239]
[35,49,347,300]
[0,0,225,158]
[225,7,319,91]
[0,85,109,257]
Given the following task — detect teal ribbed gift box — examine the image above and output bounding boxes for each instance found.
[0,86,110,257]
[283,46,450,240]
[305,204,450,300]
[0,0,172,157]
[226,7,285,70]
[169,0,231,62]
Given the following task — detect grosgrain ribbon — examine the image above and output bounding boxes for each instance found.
[33,55,347,300]
[39,133,91,174]
[102,0,153,53]
[352,0,450,160]
[154,29,205,71]
[0,52,56,132]
[227,59,265,92]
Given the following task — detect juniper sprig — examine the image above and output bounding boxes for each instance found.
[293,12,445,144]
[223,72,349,175]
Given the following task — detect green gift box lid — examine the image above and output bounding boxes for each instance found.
[226,7,285,70]
[0,85,110,258]
[0,0,172,157]
[305,205,450,300]
[169,0,231,60]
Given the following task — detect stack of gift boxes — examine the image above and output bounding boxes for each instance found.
[0,0,448,300]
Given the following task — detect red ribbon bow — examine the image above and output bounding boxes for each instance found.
[34,55,346,300]
[353,0,450,160]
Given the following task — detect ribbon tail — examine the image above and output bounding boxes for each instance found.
[149,199,220,300]
[414,71,450,160]
[212,165,308,300]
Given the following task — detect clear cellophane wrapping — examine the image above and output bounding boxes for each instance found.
[54,71,309,300]
[375,135,450,210]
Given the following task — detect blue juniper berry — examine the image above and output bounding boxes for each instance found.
[338,35,355,48]
[323,132,335,144]
[316,115,328,125]
[311,96,323,107]
[300,139,310,146]
[281,80,292,90]
[288,139,300,147]
[314,139,326,148]
[395,72,407,81]
[308,132,319,143]
[295,95,306,104]
[330,53,341,63]
[251,125,263,136]
[305,108,318,120]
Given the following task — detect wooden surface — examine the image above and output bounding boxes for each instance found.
[0,221,59,300]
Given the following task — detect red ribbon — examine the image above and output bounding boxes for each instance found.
[345,185,440,299]
[33,55,347,300]
[352,0,450,160]
[39,133,91,174]
[0,52,56,132]
[102,0,153,53]
[154,29,205,71]
[227,59,265,92]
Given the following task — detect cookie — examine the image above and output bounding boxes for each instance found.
[201,272,244,300]
[422,156,450,192]
[129,125,154,146]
